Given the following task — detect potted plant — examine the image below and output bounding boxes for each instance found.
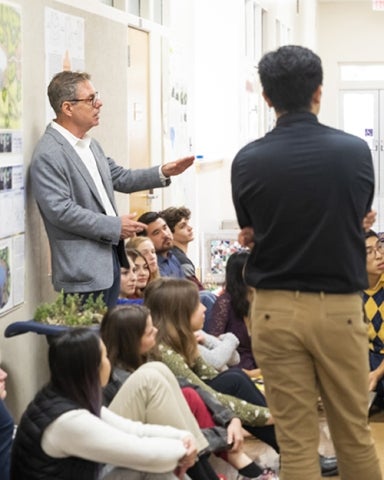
[34,291,107,326]
[4,291,107,338]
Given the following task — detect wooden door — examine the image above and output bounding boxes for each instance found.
[127,27,153,218]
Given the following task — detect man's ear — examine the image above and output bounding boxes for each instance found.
[312,85,322,107]
[262,90,273,108]
[310,85,322,114]
[61,101,74,117]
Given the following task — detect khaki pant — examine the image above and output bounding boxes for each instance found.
[250,289,382,480]
[109,361,209,453]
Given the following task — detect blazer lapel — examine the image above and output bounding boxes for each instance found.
[47,125,117,214]
[90,142,118,214]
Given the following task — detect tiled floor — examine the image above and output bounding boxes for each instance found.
[210,409,384,479]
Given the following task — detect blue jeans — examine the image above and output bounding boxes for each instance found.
[0,400,14,480]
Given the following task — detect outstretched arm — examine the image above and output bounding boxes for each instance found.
[161,156,195,177]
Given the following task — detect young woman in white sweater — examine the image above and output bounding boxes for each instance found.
[11,328,197,480]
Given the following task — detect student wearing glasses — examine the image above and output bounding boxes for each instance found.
[363,230,384,405]
[30,71,194,308]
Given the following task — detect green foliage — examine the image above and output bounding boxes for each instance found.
[34,291,107,326]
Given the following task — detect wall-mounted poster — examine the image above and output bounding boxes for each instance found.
[0,1,24,315]
[45,7,85,122]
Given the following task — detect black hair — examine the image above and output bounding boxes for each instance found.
[49,328,102,416]
[137,212,163,236]
[225,251,250,319]
[100,305,151,372]
[365,229,378,239]
[258,45,323,113]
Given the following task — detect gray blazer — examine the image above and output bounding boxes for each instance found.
[30,125,168,293]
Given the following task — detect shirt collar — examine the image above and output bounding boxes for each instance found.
[276,111,319,126]
[365,274,384,294]
[51,121,91,148]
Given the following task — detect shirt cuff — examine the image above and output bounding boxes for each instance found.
[159,166,171,186]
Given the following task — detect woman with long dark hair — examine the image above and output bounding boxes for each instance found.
[206,251,258,374]
[11,328,197,480]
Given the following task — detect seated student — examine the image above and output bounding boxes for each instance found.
[143,277,278,451]
[11,328,197,480]
[137,211,217,325]
[125,248,151,298]
[160,206,205,290]
[116,252,142,305]
[0,361,13,480]
[206,251,259,374]
[137,211,185,278]
[363,229,384,403]
[126,236,160,282]
[101,304,274,480]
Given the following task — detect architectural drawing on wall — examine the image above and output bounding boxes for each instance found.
[45,7,85,122]
[0,1,24,315]
[0,244,10,310]
[162,38,195,210]
[0,234,24,315]
[0,2,22,130]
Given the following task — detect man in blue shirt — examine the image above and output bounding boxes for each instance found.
[138,211,217,327]
[137,211,184,278]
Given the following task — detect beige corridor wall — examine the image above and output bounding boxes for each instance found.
[318,1,384,128]
[0,0,129,420]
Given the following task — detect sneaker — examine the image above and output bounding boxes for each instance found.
[255,468,279,480]
[319,454,338,477]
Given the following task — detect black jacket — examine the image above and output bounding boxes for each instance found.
[11,384,100,480]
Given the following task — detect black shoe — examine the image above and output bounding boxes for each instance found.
[319,454,338,477]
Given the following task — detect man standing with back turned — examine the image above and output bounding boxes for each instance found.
[231,45,381,480]
[31,71,194,307]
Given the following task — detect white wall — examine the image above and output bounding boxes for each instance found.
[190,0,318,269]
[318,1,384,128]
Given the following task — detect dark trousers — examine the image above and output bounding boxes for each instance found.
[206,368,279,452]
[0,400,14,480]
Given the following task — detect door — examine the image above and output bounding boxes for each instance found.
[340,90,384,231]
[127,27,154,218]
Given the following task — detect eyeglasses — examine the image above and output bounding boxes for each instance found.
[366,241,384,257]
[68,91,100,107]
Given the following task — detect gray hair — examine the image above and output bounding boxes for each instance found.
[47,71,91,114]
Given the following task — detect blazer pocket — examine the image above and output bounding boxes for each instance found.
[55,239,109,285]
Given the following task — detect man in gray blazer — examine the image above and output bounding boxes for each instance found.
[30,71,194,307]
